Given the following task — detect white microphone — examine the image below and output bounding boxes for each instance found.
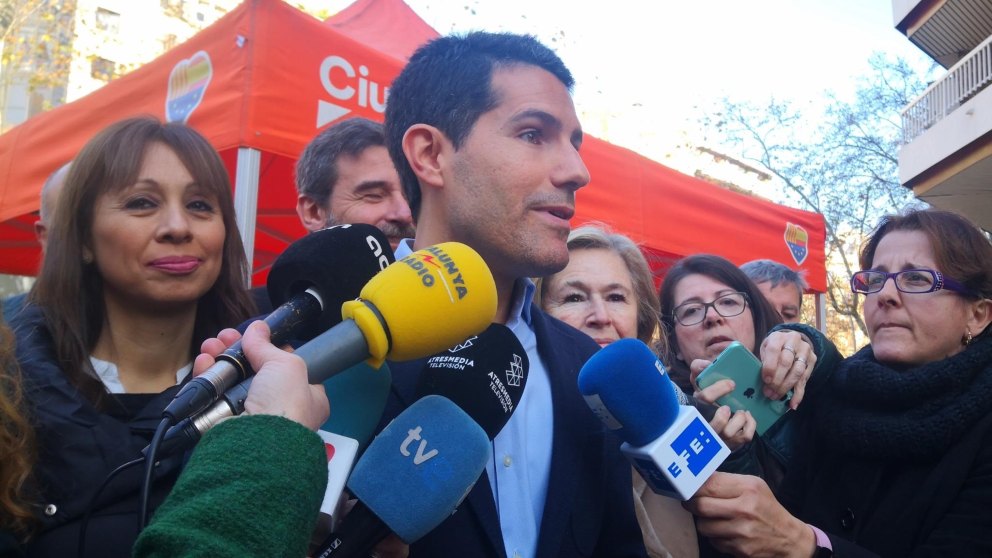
[313,430,360,537]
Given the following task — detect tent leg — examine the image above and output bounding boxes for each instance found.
[234,147,260,288]
[815,292,826,333]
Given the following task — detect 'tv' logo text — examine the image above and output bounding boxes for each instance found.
[399,426,438,464]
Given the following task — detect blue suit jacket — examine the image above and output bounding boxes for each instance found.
[384,305,647,558]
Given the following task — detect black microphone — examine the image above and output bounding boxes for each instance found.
[415,323,528,439]
[161,224,394,423]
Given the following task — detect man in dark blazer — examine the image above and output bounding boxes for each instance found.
[382,31,647,557]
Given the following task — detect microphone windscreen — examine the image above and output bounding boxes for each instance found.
[267,224,394,338]
[343,242,497,362]
[415,323,528,439]
[347,395,491,543]
[320,362,392,453]
[578,338,680,447]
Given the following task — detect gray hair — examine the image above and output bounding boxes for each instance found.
[536,223,662,348]
[740,259,808,293]
[39,162,71,221]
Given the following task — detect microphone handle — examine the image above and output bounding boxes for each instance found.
[296,319,372,384]
[225,287,324,369]
[155,319,371,458]
[313,503,392,558]
[162,289,324,421]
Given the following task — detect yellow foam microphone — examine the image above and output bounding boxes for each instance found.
[342,242,498,367]
[157,242,498,457]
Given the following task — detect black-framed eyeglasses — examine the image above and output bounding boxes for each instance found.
[672,292,749,326]
[850,268,975,297]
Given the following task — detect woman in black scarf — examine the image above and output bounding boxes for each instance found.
[686,208,992,557]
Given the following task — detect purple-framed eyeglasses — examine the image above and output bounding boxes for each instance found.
[850,268,976,297]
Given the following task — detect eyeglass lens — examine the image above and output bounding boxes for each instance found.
[675,293,746,325]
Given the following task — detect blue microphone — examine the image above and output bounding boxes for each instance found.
[313,395,491,557]
[320,361,392,453]
[578,338,730,500]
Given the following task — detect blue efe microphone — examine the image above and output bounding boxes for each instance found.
[313,395,491,557]
[578,338,730,500]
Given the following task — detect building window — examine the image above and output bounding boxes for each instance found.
[95,8,120,33]
[161,0,184,18]
[90,57,116,81]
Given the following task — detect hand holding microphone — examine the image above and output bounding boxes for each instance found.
[155,242,498,458]
[163,224,394,423]
[578,339,731,500]
[193,321,328,430]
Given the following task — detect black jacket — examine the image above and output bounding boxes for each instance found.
[382,306,647,558]
[12,304,185,558]
[779,338,992,557]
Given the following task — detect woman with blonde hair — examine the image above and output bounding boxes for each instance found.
[537,223,697,558]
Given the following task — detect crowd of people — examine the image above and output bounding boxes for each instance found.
[0,28,991,558]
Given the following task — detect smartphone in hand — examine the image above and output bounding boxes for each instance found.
[696,341,790,435]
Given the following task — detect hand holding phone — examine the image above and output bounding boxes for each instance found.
[696,342,791,436]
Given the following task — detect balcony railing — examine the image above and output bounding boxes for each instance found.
[902,33,992,144]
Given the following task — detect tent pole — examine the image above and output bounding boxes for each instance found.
[234,147,260,288]
[815,292,826,333]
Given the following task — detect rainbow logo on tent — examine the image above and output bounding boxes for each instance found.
[166,51,212,124]
[784,223,808,265]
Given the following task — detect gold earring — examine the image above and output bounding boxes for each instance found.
[965,329,974,346]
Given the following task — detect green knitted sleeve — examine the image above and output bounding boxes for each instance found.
[133,415,328,558]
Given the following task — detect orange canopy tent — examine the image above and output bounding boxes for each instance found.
[0,0,826,294]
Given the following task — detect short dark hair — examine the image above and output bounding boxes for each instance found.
[658,254,782,386]
[384,31,574,218]
[740,259,808,301]
[860,208,992,301]
[295,117,386,208]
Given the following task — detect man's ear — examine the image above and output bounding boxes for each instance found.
[402,124,447,191]
[296,195,328,233]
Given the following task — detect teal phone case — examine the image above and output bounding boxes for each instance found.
[695,341,790,436]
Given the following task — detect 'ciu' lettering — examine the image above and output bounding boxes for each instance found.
[365,235,390,271]
[399,426,438,464]
[319,55,388,113]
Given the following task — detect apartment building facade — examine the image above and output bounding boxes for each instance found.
[894,0,992,229]
[0,0,239,132]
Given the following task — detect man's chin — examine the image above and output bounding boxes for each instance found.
[530,251,570,277]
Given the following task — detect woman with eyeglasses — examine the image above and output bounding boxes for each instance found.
[658,254,838,461]
[686,209,992,557]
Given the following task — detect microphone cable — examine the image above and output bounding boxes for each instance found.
[138,417,172,532]
[76,456,145,556]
